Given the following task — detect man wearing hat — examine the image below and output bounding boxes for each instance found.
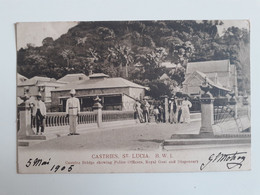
[33,92,46,135]
[66,89,80,135]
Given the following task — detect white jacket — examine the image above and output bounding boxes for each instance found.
[32,100,46,116]
[66,97,80,115]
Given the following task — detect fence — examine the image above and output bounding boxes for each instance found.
[213,105,235,124]
[213,105,249,124]
[31,110,134,128]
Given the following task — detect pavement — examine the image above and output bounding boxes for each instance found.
[18,119,202,151]
[18,113,250,151]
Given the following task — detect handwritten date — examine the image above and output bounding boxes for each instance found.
[26,158,74,173]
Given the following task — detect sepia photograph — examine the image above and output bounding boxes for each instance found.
[16,20,251,173]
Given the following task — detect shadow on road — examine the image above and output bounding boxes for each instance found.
[137,139,164,143]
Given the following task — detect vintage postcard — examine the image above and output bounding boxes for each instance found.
[16,20,251,173]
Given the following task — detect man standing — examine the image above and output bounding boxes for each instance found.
[141,99,150,123]
[133,100,144,123]
[66,89,80,136]
[33,93,46,135]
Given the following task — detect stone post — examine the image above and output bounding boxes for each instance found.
[93,96,103,128]
[200,77,215,135]
[200,93,214,134]
[18,99,35,139]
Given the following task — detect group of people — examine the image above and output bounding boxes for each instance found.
[134,97,192,124]
[31,89,80,136]
[32,90,192,136]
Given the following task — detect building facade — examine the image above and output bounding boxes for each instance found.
[183,60,237,97]
[17,75,66,110]
[51,73,146,112]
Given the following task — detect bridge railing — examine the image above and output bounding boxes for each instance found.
[31,110,134,128]
[102,110,134,122]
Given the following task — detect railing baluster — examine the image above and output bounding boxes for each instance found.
[41,111,134,129]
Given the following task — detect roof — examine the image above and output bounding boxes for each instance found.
[89,73,109,79]
[17,74,28,85]
[159,73,170,80]
[31,76,53,82]
[186,60,230,74]
[58,73,89,83]
[184,71,230,92]
[18,76,65,87]
[160,61,177,69]
[18,76,51,86]
[52,77,147,92]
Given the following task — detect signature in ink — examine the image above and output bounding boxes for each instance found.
[200,151,247,171]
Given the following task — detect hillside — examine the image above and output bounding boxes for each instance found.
[17,20,250,98]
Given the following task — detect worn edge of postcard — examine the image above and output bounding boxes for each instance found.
[16,20,251,174]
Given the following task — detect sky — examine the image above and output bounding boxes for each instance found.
[217,20,250,36]
[16,22,78,50]
[16,20,250,50]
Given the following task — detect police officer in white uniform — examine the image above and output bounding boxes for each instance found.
[66,89,80,136]
[33,93,46,135]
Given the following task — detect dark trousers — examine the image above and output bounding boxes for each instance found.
[36,109,45,133]
[143,110,149,122]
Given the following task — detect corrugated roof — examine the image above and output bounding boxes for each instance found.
[52,77,147,92]
[186,60,230,74]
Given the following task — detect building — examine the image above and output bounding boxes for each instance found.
[57,73,89,83]
[51,73,147,112]
[160,61,178,69]
[183,60,237,97]
[17,74,28,85]
[17,75,66,110]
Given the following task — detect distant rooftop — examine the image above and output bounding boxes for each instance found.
[18,75,65,87]
[159,73,170,80]
[17,74,28,85]
[58,73,89,83]
[160,61,177,69]
[89,73,109,79]
[186,60,230,74]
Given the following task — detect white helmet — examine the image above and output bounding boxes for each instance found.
[37,92,42,97]
[70,89,76,95]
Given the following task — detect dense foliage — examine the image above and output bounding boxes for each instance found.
[17,20,250,98]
